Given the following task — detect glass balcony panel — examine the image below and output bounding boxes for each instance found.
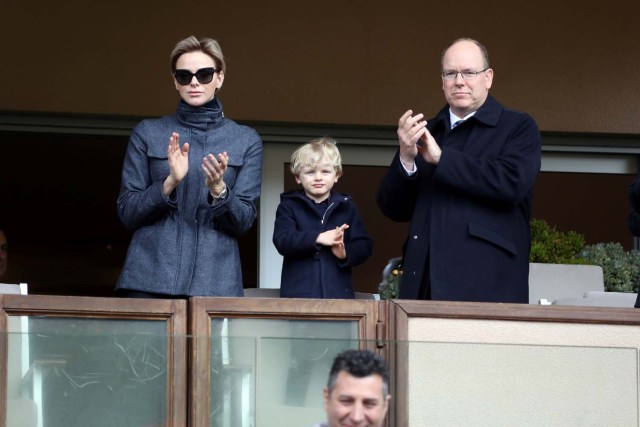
[209,318,359,427]
[6,317,168,427]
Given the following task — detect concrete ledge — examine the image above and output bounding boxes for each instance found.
[529,263,604,304]
[554,291,638,307]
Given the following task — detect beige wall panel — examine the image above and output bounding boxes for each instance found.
[407,317,640,425]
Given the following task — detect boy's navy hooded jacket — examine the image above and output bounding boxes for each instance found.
[273,190,373,298]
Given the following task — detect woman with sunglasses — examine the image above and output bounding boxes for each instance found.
[116,36,263,298]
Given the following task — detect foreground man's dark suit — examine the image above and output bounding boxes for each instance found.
[377,95,541,303]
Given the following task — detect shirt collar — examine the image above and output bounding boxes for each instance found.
[449,110,476,128]
[430,95,502,133]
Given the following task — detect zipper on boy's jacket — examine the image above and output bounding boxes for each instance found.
[320,202,335,225]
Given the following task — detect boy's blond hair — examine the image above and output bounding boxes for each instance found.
[290,137,343,177]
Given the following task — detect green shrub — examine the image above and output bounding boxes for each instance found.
[378,264,402,300]
[580,242,640,293]
[529,218,586,264]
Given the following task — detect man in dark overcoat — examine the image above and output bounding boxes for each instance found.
[377,38,541,303]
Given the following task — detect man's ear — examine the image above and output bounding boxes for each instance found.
[382,394,392,417]
[484,68,493,90]
[323,387,330,411]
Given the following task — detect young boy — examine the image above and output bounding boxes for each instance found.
[273,137,373,298]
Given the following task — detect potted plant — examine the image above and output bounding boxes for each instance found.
[378,258,402,300]
[529,218,586,265]
[530,219,640,305]
[528,219,604,304]
[580,242,640,293]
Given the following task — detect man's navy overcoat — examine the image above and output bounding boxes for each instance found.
[377,96,541,303]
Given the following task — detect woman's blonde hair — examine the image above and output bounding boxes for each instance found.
[170,35,226,73]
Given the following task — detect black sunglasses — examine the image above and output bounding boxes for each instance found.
[173,67,217,85]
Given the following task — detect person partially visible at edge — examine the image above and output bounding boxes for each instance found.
[627,172,640,308]
[273,138,373,298]
[116,36,263,298]
[310,349,391,427]
[0,229,8,278]
[377,37,541,303]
